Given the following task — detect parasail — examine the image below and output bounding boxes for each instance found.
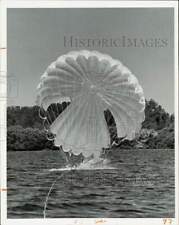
[36,50,145,157]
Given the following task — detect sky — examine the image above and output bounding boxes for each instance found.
[7,8,174,113]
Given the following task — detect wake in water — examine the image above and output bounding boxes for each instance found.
[49,157,116,171]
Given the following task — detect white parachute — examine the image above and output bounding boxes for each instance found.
[36,50,145,157]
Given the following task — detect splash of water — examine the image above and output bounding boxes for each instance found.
[48,158,115,172]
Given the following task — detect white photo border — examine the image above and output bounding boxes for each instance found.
[0,1,178,225]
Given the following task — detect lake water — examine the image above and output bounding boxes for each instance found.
[7,149,175,218]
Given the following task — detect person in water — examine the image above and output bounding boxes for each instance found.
[59,146,111,168]
[66,150,78,168]
[59,147,84,168]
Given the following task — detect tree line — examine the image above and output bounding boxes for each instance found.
[7,99,174,151]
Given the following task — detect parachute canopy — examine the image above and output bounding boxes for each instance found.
[36,50,145,157]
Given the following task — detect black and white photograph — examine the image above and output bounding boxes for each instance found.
[0,2,178,224]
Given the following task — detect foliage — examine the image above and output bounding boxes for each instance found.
[7,106,43,129]
[7,125,54,151]
[144,122,174,149]
[142,99,170,130]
